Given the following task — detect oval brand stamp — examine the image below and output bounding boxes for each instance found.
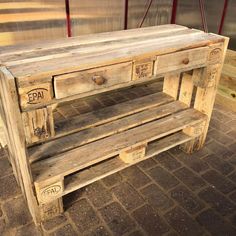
[41,185,62,198]
[27,88,49,104]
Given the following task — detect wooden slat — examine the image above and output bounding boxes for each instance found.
[54,92,174,138]
[63,132,192,195]
[163,73,180,99]
[179,72,194,106]
[29,100,187,163]
[32,108,207,184]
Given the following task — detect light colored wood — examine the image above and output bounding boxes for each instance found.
[18,82,53,109]
[163,73,180,99]
[179,72,194,106]
[39,198,63,222]
[132,58,154,80]
[63,131,192,195]
[154,47,209,75]
[54,61,132,99]
[32,108,207,184]
[0,67,40,223]
[29,100,186,163]
[22,107,55,144]
[119,144,147,164]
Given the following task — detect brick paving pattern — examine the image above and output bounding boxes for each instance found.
[0,82,236,235]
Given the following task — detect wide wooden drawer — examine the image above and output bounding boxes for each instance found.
[154,47,208,75]
[54,62,132,99]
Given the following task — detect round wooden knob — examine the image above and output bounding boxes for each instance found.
[182,58,190,65]
[92,75,106,85]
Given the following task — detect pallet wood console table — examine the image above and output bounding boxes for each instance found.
[0,25,228,224]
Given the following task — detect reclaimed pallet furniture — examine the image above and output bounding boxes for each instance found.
[0,24,228,224]
[216,49,236,112]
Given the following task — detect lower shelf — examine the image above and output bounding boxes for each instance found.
[63,131,192,195]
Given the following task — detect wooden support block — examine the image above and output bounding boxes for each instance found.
[18,83,53,109]
[132,58,154,80]
[179,72,194,106]
[208,43,224,65]
[39,198,63,222]
[163,73,180,99]
[35,178,64,204]
[22,106,55,144]
[119,144,146,164]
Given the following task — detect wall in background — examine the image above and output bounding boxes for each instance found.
[0,0,235,49]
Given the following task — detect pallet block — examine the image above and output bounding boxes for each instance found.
[0,25,228,224]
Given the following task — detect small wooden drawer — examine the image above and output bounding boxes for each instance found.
[154,47,209,75]
[54,62,132,99]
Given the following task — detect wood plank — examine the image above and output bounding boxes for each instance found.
[32,108,207,184]
[54,92,174,138]
[179,72,194,106]
[9,31,223,81]
[63,132,191,195]
[29,100,187,163]
[163,73,180,99]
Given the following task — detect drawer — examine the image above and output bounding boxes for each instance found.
[54,62,132,99]
[154,47,208,75]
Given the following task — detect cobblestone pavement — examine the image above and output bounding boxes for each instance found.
[0,83,236,235]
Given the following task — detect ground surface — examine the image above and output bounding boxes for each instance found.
[0,83,236,236]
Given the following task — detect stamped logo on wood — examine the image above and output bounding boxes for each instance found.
[133,60,153,80]
[208,47,222,64]
[27,88,49,104]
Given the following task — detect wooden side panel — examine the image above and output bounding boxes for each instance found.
[18,83,53,109]
[22,106,55,144]
[0,67,40,223]
[163,73,180,99]
[119,144,146,163]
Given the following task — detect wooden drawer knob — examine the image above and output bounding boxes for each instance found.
[92,75,106,85]
[182,58,190,65]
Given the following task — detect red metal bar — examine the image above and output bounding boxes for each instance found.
[124,0,129,30]
[65,0,72,37]
[199,0,208,32]
[218,0,229,35]
[171,0,178,24]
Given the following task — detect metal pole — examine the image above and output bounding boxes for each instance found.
[124,0,129,30]
[65,0,72,37]
[139,0,153,28]
[199,0,208,33]
[218,0,229,35]
[171,0,178,24]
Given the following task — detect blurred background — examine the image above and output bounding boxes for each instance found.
[0,0,235,49]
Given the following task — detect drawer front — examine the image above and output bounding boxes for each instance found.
[54,62,132,99]
[154,47,208,75]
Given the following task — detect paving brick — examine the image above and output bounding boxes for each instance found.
[154,153,181,171]
[197,209,236,236]
[228,142,236,153]
[63,188,86,208]
[230,214,236,227]
[212,110,233,123]
[170,185,204,214]
[138,158,157,170]
[0,157,12,177]
[0,175,21,200]
[0,219,6,235]
[175,152,209,173]
[229,191,236,203]
[2,197,32,228]
[99,202,135,236]
[227,130,236,139]
[102,173,123,188]
[209,118,231,132]
[120,166,151,189]
[227,119,236,128]
[147,166,179,190]
[85,182,113,208]
[42,214,67,231]
[68,198,100,233]
[15,223,42,236]
[199,186,236,216]
[208,129,234,146]
[173,167,206,191]
[112,182,144,211]
[128,230,144,236]
[206,141,234,157]
[141,184,174,212]
[50,224,78,236]
[164,207,203,236]
[202,170,236,194]
[203,154,234,175]
[228,172,236,184]
[132,204,169,236]
[86,225,110,236]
